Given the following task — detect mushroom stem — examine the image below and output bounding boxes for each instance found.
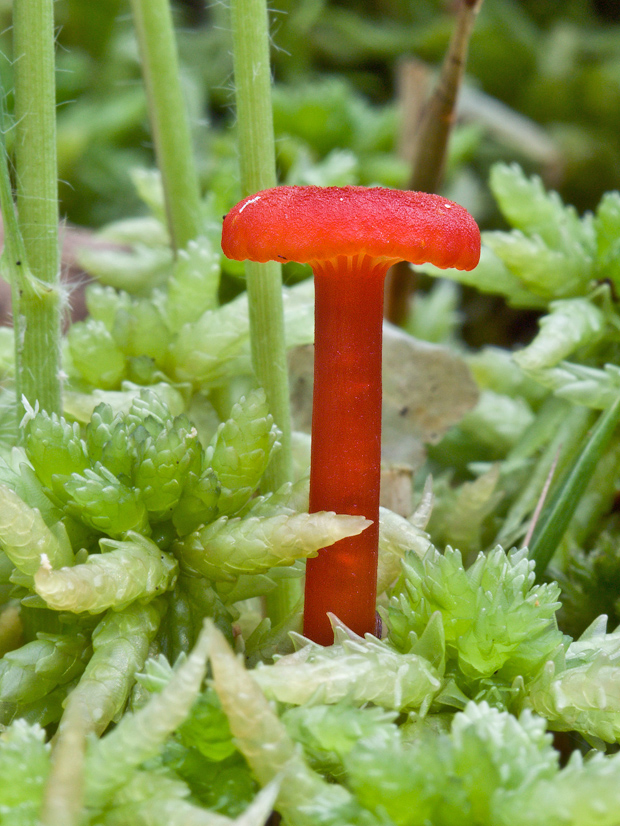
[304,255,389,644]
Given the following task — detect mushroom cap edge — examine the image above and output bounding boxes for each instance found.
[221,185,481,272]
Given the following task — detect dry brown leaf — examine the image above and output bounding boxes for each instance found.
[288,322,479,472]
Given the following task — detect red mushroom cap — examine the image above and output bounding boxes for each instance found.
[222,185,480,271]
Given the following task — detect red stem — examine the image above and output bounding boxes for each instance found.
[303,255,387,644]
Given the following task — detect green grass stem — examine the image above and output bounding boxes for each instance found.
[529,396,620,576]
[12,0,62,418]
[496,401,594,548]
[229,0,296,622]
[229,0,293,493]
[130,0,203,252]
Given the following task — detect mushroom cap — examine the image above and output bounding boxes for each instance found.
[222,185,480,271]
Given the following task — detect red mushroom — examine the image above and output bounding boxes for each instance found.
[222,185,480,645]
